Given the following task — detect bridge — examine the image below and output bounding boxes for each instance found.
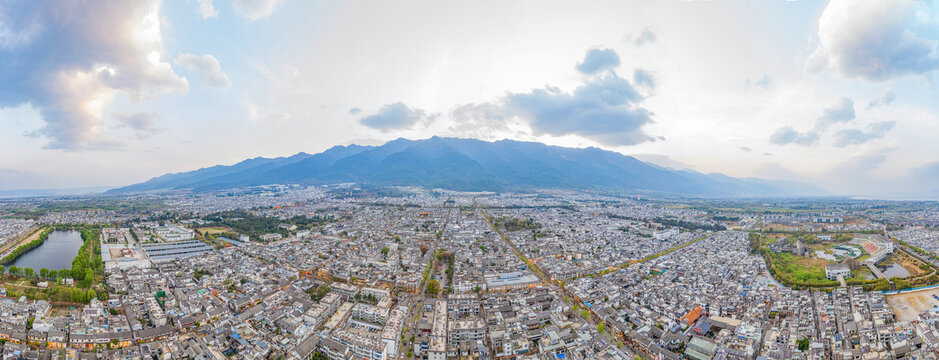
[863,261,886,279]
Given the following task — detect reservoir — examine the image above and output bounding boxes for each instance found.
[8,230,83,271]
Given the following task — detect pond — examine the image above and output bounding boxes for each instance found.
[8,230,83,271]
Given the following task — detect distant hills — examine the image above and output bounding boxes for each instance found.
[110,137,827,197]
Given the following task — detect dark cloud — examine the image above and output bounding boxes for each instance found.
[807,0,939,81]
[866,88,896,109]
[449,48,656,146]
[503,74,654,146]
[576,48,621,75]
[740,146,752,152]
[359,102,435,131]
[634,27,656,46]
[112,111,163,139]
[0,0,189,150]
[833,121,895,147]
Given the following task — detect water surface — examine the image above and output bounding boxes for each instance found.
[8,230,83,271]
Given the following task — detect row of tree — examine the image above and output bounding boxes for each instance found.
[0,265,86,281]
[71,228,103,288]
[1,229,51,265]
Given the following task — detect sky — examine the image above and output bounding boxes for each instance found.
[1,0,938,197]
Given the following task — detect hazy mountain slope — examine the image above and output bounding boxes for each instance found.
[111,137,825,196]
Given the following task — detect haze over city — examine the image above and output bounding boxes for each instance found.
[1,0,938,198]
[5,2,939,360]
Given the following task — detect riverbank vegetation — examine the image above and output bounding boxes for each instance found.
[0,226,106,304]
[1,228,52,265]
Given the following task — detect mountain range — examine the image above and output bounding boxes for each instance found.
[110,137,826,197]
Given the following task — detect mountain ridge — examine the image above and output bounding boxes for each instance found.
[110,137,828,197]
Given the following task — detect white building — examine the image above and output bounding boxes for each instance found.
[653,228,680,241]
[825,264,850,280]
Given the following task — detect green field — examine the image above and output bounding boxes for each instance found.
[197,227,230,235]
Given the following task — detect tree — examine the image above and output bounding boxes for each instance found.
[843,257,859,271]
[308,284,330,301]
[48,270,56,280]
[24,268,33,278]
[472,286,481,293]
[797,337,810,351]
[40,268,48,279]
[895,277,911,290]
[0,265,5,275]
[8,266,18,277]
[426,279,441,295]
[381,246,390,257]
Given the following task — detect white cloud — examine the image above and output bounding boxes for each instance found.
[866,88,896,109]
[196,0,219,19]
[0,0,189,150]
[0,6,41,49]
[448,49,657,147]
[744,74,772,89]
[575,48,620,75]
[359,102,436,131]
[112,111,163,139]
[177,53,232,89]
[633,27,656,46]
[833,121,895,147]
[770,98,855,146]
[231,0,285,21]
[806,0,939,81]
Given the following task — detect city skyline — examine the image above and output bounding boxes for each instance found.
[1,0,938,197]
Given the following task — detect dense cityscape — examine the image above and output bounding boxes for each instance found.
[2,1,939,359]
[0,186,935,359]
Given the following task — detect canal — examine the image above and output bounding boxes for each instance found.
[8,230,83,271]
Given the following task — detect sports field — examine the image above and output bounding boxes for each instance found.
[197,227,230,235]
